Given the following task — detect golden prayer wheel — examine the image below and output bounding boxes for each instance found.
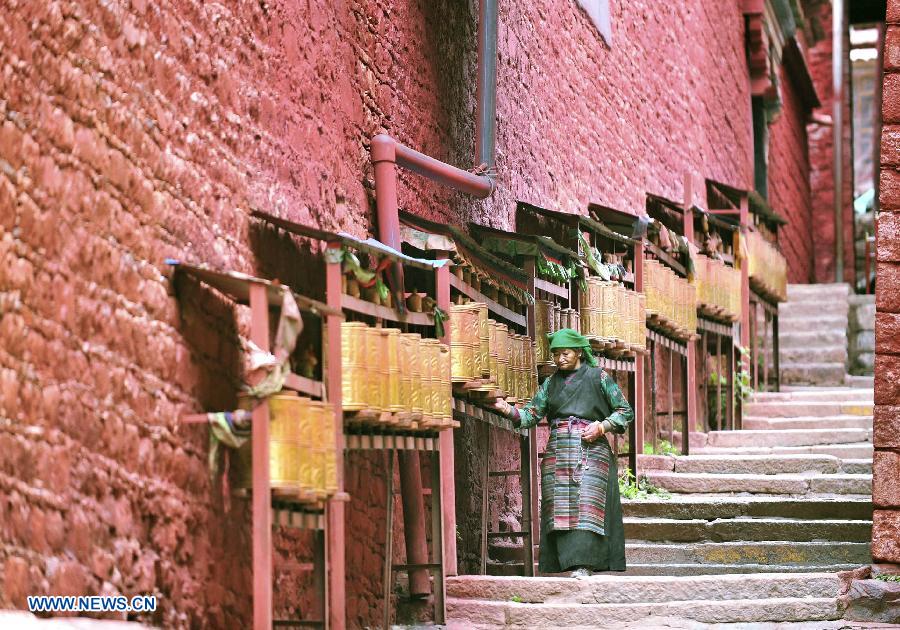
[534,301,551,363]
[297,396,316,493]
[476,304,490,377]
[495,323,509,394]
[341,323,368,411]
[235,392,304,492]
[399,333,422,413]
[385,328,404,412]
[306,400,327,494]
[449,305,478,382]
[438,343,452,426]
[420,338,440,424]
[364,327,385,411]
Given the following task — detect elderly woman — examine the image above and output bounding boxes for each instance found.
[495,328,634,577]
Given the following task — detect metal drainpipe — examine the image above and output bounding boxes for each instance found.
[833,0,845,283]
[371,0,499,596]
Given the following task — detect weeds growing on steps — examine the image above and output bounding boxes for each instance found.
[876,574,900,582]
[618,468,672,500]
[643,439,678,456]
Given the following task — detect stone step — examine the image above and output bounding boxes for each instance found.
[639,453,845,475]
[779,301,848,318]
[786,282,850,299]
[622,495,873,520]
[778,315,847,333]
[446,596,844,627]
[741,415,872,431]
[779,330,848,348]
[751,388,873,402]
[780,363,848,386]
[620,563,865,576]
[623,517,872,543]
[741,400,873,417]
[446,572,842,604]
[846,374,875,388]
[643,470,871,495]
[779,345,848,364]
[693,441,874,459]
[841,459,873,474]
[625,540,871,567]
[705,428,870,448]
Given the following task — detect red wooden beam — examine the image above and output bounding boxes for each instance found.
[325,243,346,630]
[249,283,272,630]
[435,262,456,576]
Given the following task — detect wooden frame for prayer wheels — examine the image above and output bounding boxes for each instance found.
[169,261,345,630]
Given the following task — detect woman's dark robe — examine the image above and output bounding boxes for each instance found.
[512,362,634,573]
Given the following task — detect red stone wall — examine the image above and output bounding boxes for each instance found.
[769,62,815,283]
[806,1,857,284]
[0,0,810,626]
[874,0,900,567]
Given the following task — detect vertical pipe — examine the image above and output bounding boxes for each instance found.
[325,245,346,630]
[833,0,845,282]
[382,451,395,630]
[430,449,446,625]
[249,283,272,630]
[435,262,457,576]
[475,0,498,168]
[480,424,491,575]
[632,241,645,467]
[372,134,430,597]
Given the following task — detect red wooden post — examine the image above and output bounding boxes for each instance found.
[249,283,272,630]
[682,173,698,436]
[325,242,346,629]
[435,262,457,576]
[633,240,646,464]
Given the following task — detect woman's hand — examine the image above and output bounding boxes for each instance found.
[494,398,513,417]
[582,421,605,443]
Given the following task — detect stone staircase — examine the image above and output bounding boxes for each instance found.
[447,385,874,627]
[778,283,851,386]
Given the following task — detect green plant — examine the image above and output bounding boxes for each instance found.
[510,595,524,603]
[618,468,672,500]
[875,574,900,582]
[643,440,678,456]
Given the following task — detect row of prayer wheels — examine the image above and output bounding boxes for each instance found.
[449,303,538,401]
[236,392,338,500]
[644,259,697,334]
[746,230,788,302]
[534,300,580,364]
[579,278,647,349]
[341,322,453,428]
[695,254,742,320]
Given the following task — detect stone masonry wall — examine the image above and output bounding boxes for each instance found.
[874,0,900,567]
[0,0,816,626]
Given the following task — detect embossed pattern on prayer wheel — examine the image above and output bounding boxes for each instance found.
[449,305,477,382]
[495,322,509,394]
[400,332,423,413]
[341,323,368,411]
[385,328,403,412]
[420,339,440,424]
[307,400,326,493]
[534,300,551,363]
[372,328,390,411]
[438,343,452,426]
[474,303,490,377]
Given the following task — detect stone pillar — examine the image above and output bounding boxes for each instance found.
[874,0,900,567]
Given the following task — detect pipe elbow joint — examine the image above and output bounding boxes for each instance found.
[371,134,397,163]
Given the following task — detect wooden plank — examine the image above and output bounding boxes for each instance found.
[533,277,569,299]
[644,242,687,277]
[283,373,325,398]
[341,294,434,326]
[449,274,527,326]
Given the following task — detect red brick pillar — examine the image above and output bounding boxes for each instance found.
[874,0,900,567]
